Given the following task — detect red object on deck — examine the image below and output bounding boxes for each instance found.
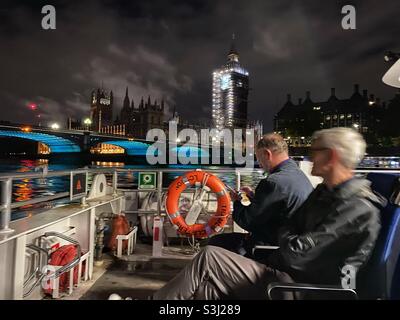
[44,244,79,294]
[108,214,130,251]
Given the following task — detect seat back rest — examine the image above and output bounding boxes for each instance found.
[358,173,400,299]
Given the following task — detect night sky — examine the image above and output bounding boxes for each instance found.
[0,0,399,131]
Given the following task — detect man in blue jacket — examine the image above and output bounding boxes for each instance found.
[208,133,313,257]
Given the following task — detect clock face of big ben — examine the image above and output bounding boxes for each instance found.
[221,74,230,90]
[100,98,110,105]
[221,74,231,90]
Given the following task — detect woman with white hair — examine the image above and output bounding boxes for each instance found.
[153,127,386,300]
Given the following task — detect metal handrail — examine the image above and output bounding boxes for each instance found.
[0,167,248,233]
[23,244,50,298]
[0,167,264,180]
[11,192,70,209]
[355,169,400,174]
[0,167,109,180]
[1,165,399,234]
[266,282,358,300]
[0,165,398,181]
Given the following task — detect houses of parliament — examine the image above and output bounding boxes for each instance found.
[118,87,165,139]
[68,87,165,140]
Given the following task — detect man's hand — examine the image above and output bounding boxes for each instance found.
[240,186,254,198]
[229,186,254,202]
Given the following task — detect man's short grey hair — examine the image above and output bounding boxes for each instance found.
[312,127,366,169]
[256,133,288,154]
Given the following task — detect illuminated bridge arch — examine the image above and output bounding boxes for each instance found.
[102,140,151,156]
[0,130,80,153]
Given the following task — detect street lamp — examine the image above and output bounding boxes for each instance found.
[50,123,60,130]
[84,118,92,131]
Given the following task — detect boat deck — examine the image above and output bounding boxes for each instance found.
[60,243,196,300]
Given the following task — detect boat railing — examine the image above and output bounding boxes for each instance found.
[0,167,266,234]
[0,166,399,234]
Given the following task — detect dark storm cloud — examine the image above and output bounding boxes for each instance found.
[0,0,398,130]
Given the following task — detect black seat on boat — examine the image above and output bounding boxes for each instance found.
[267,172,400,300]
[356,173,400,299]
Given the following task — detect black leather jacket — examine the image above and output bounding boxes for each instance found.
[268,177,386,285]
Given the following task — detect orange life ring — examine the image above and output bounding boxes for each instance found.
[165,170,231,238]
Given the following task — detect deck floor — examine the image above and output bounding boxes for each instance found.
[79,243,196,300]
